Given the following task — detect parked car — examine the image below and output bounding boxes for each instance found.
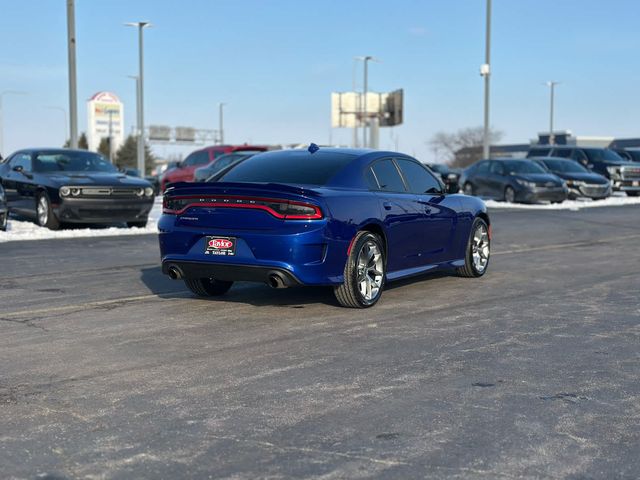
[160,145,267,191]
[0,148,155,230]
[193,151,263,182]
[0,184,7,231]
[613,148,640,163]
[531,157,611,200]
[159,147,490,308]
[425,163,460,193]
[460,158,568,203]
[527,146,640,196]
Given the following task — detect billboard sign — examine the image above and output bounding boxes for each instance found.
[331,89,403,128]
[175,127,196,143]
[149,125,172,142]
[87,91,124,154]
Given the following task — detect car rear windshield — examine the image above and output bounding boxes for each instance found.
[34,150,117,173]
[543,159,589,173]
[584,149,625,163]
[219,151,355,185]
[502,160,547,174]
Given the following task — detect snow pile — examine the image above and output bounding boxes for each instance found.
[0,197,162,244]
[485,192,640,211]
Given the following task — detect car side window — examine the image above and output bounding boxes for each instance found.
[572,149,589,165]
[11,153,32,172]
[489,161,504,175]
[552,149,572,158]
[475,161,490,174]
[364,167,379,189]
[371,159,406,192]
[395,158,442,194]
[184,151,211,167]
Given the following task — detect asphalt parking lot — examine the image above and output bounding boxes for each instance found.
[1,205,639,479]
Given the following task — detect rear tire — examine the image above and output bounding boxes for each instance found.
[457,218,490,278]
[184,278,233,297]
[334,231,385,308]
[0,212,7,232]
[36,192,60,230]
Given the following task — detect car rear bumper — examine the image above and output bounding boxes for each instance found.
[162,260,303,286]
[55,198,154,223]
[158,216,348,286]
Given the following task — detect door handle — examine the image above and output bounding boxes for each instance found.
[383,202,392,210]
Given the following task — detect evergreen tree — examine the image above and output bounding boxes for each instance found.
[115,135,155,174]
[97,137,111,160]
[63,132,88,149]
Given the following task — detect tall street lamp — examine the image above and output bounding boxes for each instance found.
[45,106,68,145]
[218,102,225,144]
[127,74,141,159]
[546,81,561,145]
[0,90,27,156]
[66,0,78,148]
[355,56,380,148]
[481,0,492,159]
[125,21,151,175]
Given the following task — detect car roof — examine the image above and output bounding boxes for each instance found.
[530,156,574,162]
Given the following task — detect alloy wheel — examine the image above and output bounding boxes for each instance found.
[471,223,490,273]
[37,196,49,226]
[505,187,515,203]
[356,240,384,301]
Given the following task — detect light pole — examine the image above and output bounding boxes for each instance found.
[0,90,27,156]
[127,74,140,161]
[218,102,225,144]
[352,57,360,148]
[66,0,78,148]
[356,56,380,148]
[125,21,151,175]
[546,81,560,145]
[481,0,492,159]
[45,106,68,145]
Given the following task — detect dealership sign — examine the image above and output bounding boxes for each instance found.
[87,91,124,156]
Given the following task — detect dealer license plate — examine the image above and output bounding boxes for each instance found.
[205,236,236,256]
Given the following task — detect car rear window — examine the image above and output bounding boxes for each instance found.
[219,151,355,185]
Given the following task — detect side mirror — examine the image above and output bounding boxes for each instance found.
[12,165,23,173]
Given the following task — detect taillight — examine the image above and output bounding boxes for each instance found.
[162,195,323,220]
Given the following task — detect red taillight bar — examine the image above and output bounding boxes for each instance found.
[163,194,323,220]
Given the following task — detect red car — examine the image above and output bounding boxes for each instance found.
[160,145,267,191]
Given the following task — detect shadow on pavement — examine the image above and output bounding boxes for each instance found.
[140,265,458,308]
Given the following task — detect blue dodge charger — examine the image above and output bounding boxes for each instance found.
[159,147,490,308]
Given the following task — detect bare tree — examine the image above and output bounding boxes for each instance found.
[429,127,503,168]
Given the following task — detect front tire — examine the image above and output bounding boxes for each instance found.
[463,182,475,196]
[504,186,516,203]
[184,278,233,297]
[334,231,385,308]
[457,218,490,278]
[36,192,61,230]
[0,212,7,232]
[626,191,640,197]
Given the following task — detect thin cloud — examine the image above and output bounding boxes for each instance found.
[408,26,428,37]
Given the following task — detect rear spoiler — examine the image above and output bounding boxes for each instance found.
[164,181,322,198]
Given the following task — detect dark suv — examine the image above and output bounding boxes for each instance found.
[527,146,640,196]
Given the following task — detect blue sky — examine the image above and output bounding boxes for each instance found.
[1,0,639,161]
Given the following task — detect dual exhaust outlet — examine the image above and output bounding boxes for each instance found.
[165,264,289,289]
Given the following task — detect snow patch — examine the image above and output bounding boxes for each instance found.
[485,192,640,211]
[0,197,162,244]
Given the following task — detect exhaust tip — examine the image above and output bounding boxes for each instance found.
[167,265,183,280]
[267,272,287,289]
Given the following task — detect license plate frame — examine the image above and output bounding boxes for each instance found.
[204,236,237,256]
